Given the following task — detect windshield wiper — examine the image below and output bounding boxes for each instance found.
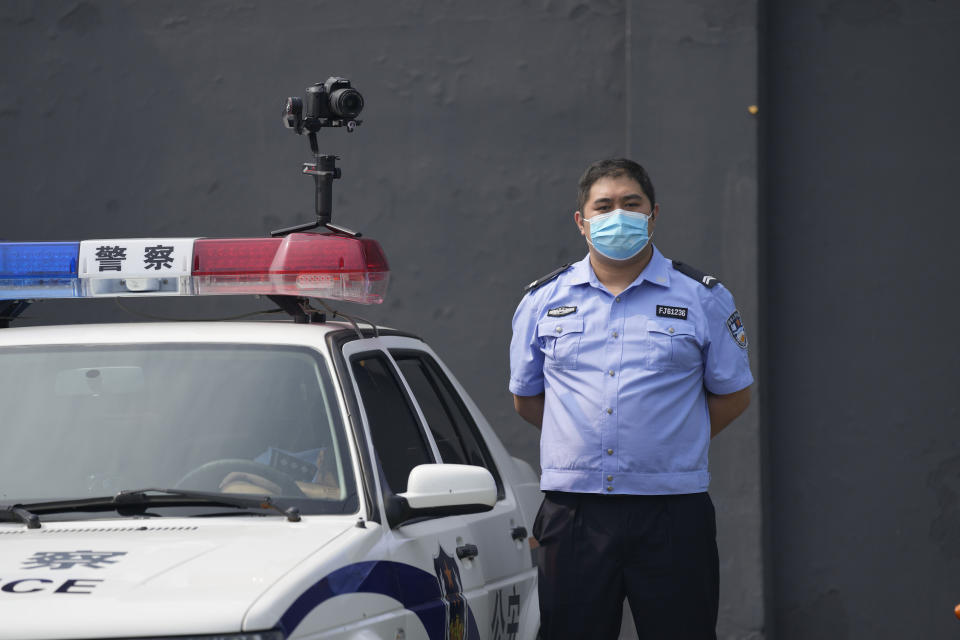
[0,504,41,529]
[114,488,303,522]
[0,488,302,529]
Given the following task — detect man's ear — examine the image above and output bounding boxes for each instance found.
[574,211,585,236]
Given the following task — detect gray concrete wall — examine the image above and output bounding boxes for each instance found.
[1,2,763,638]
[764,1,960,638]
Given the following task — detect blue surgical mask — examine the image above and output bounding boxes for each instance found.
[586,209,652,261]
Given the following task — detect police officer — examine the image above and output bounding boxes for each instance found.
[509,158,753,640]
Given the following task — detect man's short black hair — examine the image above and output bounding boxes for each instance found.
[577,158,656,211]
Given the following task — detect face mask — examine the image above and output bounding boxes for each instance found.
[586,209,652,261]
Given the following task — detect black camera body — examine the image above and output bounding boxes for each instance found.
[283,77,364,135]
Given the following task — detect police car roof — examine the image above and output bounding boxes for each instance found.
[0,320,406,348]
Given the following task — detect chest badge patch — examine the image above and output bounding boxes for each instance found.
[656,305,688,320]
[726,310,748,349]
[547,305,577,317]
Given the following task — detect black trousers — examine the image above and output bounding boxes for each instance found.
[533,491,719,640]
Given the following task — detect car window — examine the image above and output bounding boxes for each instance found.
[0,344,357,513]
[349,352,433,493]
[392,350,505,500]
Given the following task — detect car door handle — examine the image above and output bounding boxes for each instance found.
[456,543,479,560]
[511,526,527,541]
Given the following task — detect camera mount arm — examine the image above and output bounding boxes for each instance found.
[306,133,337,227]
[271,133,362,238]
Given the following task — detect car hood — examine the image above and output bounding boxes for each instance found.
[0,516,360,639]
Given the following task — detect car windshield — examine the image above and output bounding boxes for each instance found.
[0,343,358,515]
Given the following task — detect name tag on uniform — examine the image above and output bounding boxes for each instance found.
[656,305,688,320]
[547,305,577,317]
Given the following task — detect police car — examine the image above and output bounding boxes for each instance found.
[0,233,541,640]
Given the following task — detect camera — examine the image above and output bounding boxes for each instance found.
[273,76,365,236]
[283,77,364,135]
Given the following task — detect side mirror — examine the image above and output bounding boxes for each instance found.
[386,464,497,528]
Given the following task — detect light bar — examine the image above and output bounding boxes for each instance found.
[0,233,389,305]
[0,242,80,298]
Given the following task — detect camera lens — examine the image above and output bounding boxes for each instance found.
[329,88,364,119]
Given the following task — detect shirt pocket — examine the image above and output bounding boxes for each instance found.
[645,319,701,372]
[537,317,585,370]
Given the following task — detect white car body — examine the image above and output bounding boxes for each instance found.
[0,321,542,640]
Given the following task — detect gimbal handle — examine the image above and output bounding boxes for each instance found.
[271,132,359,238]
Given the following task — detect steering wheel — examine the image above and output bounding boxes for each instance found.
[174,459,305,496]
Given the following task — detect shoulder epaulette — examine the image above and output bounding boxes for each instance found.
[521,263,573,295]
[672,260,720,288]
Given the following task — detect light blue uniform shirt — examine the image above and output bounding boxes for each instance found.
[509,247,753,495]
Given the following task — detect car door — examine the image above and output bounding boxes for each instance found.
[341,339,489,639]
[384,338,536,640]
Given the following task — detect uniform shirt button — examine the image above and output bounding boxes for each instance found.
[606,407,613,414]
[606,486,613,492]
[555,326,562,333]
[612,331,619,338]
[607,475,613,481]
[608,370,615,376]
[607,448,614,455]
[668,327,675,334]
[615,297,621,303]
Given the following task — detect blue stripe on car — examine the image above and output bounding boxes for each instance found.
[277,560,480,639]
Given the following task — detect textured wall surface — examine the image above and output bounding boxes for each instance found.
[0,2,762,638]
[764,1,960,638]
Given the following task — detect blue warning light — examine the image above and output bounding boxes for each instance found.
[0,242,80,299]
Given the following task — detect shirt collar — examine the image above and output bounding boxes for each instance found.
[640,246,672,288]
[566,246,672,290]
[566,255,594,286]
